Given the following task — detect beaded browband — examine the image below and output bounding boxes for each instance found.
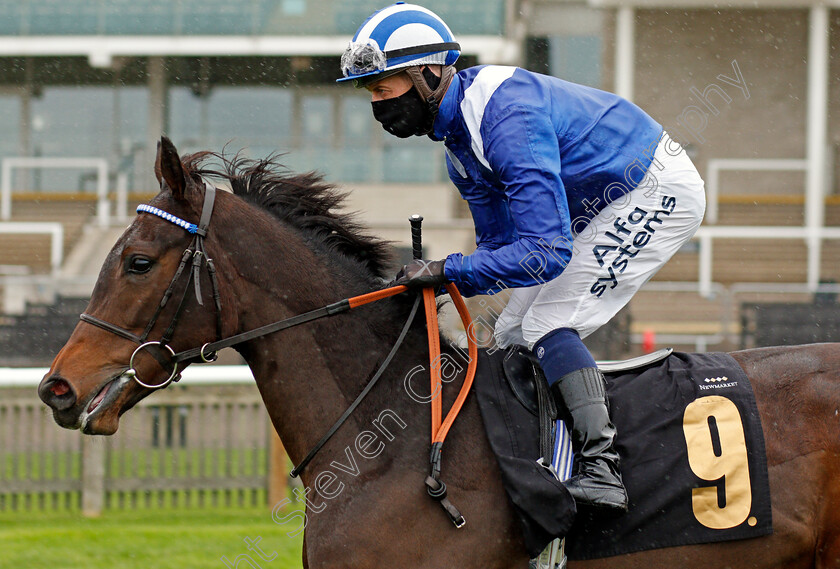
[136,204,200,234]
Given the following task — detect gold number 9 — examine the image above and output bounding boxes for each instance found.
[682,395,752,529]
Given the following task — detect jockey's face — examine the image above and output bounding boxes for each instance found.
[366,72,414,102]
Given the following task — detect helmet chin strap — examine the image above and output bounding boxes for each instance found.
[405,65,456,119]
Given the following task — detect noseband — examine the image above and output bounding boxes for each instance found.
[80,183,223,389]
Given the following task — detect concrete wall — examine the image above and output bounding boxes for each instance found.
[628,9,813,196]
[829,10,840,199]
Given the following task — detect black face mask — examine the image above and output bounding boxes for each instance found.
[371,86,434,138]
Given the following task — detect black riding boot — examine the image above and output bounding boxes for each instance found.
[551,367,628,511]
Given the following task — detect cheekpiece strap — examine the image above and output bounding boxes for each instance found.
[197,183,217,237]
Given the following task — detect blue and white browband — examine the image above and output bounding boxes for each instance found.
[136,204,199,234]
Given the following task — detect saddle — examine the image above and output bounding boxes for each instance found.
[475,347,772,560]
[500,346,675,504]
[501,346,674,417]
[499,346,673,469]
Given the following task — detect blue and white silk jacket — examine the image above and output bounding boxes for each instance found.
[434,65,663,297]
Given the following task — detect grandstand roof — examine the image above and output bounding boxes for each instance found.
[0,0,516,65]
[0,0,504,36]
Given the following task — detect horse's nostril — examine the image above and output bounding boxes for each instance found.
[39,376,77,411]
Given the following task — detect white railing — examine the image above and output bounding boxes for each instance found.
[701,155,839,293]
[1,157,112,227]
[0,365,286,517]
[705,158,808,224]
[630,332,725,353]
[0,364,254,387]
[632,280,840,351]
[0,274,98,315]
[0,222,64,274]
[693,225,840,297]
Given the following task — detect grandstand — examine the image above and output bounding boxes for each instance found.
[1,0,839,365]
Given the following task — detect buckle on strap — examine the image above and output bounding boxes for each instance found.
[425,476,466,529]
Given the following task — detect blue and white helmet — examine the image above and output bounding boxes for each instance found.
[338,2,460,86]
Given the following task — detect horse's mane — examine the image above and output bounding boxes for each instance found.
[183,152,393,279]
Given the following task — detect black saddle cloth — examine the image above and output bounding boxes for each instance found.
[474,348,576,558]
[474,348,773,560]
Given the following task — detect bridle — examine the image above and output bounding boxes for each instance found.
[78,183,477,528]
[79,181,419,390]
[80,182,223,389]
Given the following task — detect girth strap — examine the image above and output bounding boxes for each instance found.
[534,361,558,465]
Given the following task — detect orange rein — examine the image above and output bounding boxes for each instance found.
[347,283,478,450]
[347,284,409,308]
[297,280,475,526]
[435,283,478,443]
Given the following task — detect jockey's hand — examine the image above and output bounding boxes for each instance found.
[394,259,449,289]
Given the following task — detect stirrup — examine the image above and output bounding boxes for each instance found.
[531,537,567,569]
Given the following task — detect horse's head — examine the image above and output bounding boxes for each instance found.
[40,137,399,436]
[39,137,228,435]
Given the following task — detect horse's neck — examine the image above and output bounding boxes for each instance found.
[219,223,425,473]
[242,300,430,477]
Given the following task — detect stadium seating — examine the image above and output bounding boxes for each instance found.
[0,295,88,366]
[0,198,95,273]
[1,193,839,361]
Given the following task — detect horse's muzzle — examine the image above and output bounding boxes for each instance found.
[39,374,77,412]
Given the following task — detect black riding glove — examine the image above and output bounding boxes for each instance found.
[394,259,449,289]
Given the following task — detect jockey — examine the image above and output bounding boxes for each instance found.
[339,2,706,512]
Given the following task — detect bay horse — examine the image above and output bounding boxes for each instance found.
[39,138,840,568]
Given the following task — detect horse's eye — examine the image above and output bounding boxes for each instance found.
[126,256,154,274]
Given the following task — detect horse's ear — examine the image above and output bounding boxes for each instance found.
[156,136,187,200]
[153,141,163,185]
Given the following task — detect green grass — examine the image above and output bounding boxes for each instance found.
[2,450,81,481]
[0,506,304,569]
